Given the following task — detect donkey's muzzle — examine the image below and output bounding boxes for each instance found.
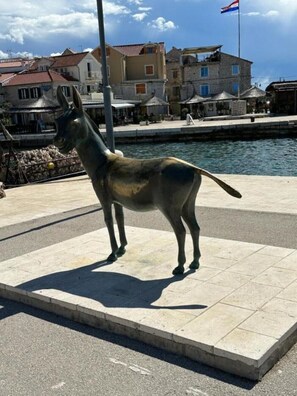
[53,137,70,154]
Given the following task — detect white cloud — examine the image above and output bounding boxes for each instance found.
[0,12,99,45]
[0,50,9,59]
[246,12,260,17]
[149,17,177,32]
[127,0,143,5]
[246,0,297,22]
[133,12,148,22]
[264,10,279,18]
[103,1,130,15]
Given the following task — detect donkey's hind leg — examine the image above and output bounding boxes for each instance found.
[162,208,186,275]
[182,181,201,270]
[114,203,127,257]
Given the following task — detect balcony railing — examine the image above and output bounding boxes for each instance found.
[85,71,101,80]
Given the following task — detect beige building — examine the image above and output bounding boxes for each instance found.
[92,42,167,108]
[166,45,252,116]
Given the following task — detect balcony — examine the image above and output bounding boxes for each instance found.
[85,71,101,81]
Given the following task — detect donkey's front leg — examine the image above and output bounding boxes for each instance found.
[102,203,119,262]
[114,203,127,257]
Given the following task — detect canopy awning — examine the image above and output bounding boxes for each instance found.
[240,86,267,99]
[141,95,169,107]
[83,102,134,110]
[112,103,135,109]
[180,94,208,104]
[208,91,237,101]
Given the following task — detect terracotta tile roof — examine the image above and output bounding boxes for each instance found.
[5,70,68,86]
[0,73,15,83]
[0,59,32,69]
[51,52,88,68]
[113,42,165,56]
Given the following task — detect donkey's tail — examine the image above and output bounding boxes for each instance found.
[197,168,242,198]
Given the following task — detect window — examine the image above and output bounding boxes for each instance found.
[200,66,209,78]
[232,64,239,75]
[30,87,41,99]
[61,86,71,97]
[87,62,92,78]
[145,65,154,76]
[232,82,239,94]
[172,86,180,97]
[135,83,146,95]
[18,88,30,100]
[172,70,178,79]
[200,84,209,96]
[145,47,154,54]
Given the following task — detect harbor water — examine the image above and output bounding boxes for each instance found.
[118,138,297,177]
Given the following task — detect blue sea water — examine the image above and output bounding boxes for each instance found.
[118,138,297,176]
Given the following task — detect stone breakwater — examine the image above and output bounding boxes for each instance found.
[0,145,83,186]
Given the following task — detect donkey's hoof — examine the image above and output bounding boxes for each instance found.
[116,246,126,257]
[107,253,117,262]
[189,261,199,270]
[172,266,185,275]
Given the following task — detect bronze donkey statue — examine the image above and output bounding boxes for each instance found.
[54,86,241,275]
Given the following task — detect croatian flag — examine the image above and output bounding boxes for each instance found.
[221,0,239,14]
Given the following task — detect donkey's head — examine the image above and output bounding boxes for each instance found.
[54,85,88,154]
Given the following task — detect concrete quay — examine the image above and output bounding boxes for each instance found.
[104,114,297,143]
[2,114,297,148]
[1,174,297,381]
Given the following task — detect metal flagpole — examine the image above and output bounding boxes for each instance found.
[238,0,241,59]
[96,0,115,152]
[237,0,241,98]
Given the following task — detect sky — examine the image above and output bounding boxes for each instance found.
[0,0,297,89]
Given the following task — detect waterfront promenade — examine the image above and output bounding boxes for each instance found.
[2,114,297,148]
[1,171,297,381]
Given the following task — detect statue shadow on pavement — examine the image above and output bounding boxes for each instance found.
[16,260,207,311]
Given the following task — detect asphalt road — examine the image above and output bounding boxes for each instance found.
[1,206,297,395]
[1,297,297,396]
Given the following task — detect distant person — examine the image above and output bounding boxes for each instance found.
[186,112,195,125]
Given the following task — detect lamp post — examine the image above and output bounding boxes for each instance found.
[96,0,115,152]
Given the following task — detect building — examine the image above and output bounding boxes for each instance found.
[3,70,71,131]
[266,81,297,115]
[166,45,252,116]
[31,51,102,95]
[0,58,33,74]
[92,42,167,116]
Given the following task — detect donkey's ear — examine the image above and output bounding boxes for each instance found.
[72,86,83,115]
[57,86,69,111]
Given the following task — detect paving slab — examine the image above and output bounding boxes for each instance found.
[1,226,296,380]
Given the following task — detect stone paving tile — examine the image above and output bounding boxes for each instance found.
[214,328,278,367]
[239,310,297,341]
[252,266,297,289]
[174,303,254,352]
[221,282,282,310]
[198,175,297,215]
[276,280,297,303]
[262,298,297,318]
[259,246,296,258]
[207,271,253,289]
[226,252,283,276]
[274,251,297,271]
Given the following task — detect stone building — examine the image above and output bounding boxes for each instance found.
[166,45,252,116]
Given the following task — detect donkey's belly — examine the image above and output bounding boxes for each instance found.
[113,196,157,212]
